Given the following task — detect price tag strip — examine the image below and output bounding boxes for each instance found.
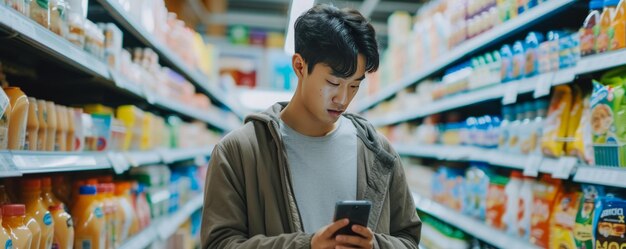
[552,156,578,179]
[533,72,555,98]
[523,154,543,177]
[502,83,519,105]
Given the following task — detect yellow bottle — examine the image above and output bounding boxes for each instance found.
[0,206,13,249]
[4,87,29,150]
[35,100,47,151]
[24,97,38,151]
[2,204,32,249]
[44,102,57,151]
[55,106,67,152]
[71,185,105,249]
[597,1,618,53]
[114,182,137,238]
[66,108,76,152]
[41,178,74,249]
[19,179,53,249]
[610,0,626,50]
[116,106,144,151]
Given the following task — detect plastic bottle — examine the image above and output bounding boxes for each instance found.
[4,87,29,150]
[524,32,544,77]
[25,98,38,151]
[500,44,514,82]
[532,99,549,154]
[596,0,619,53]
[0,207,12,249]
[519,102,537,154]
[2,204,32,249]
[96,184,115,249]
[55,105,67,152]
[507,104,524,153]
[114,182,136,240]
[134,184,151,230]
[610,0,626,50]
[19,179,53,249]
[498,106,514,151]
[49,0,68,36]
[65,107,75,152]
[0,89,10,150]
[44,101,57,151]
[517,176,535,239]
[29,0,50,28]
[35,100,47,151]
[511,41,526,80]
[71,185,105,249]
[580,0,603,56]
[18,181,41,249]
[503,171,523,235]
[41,178,73,249]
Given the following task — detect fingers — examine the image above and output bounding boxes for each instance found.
[335,235,366,247]
[351,225,373,240]
[322,219,349,238]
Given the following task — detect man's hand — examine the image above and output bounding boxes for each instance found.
[311,219,349,249]
[334,225,374,249]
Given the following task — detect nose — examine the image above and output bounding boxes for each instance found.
[332,85,349,108]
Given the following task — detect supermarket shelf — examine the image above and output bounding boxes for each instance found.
[0,147,214,177]
[93,0,244,118]
[157,194,204,240]
[574,166,626,188]
[412,192,539,249]
[369,67,577,127]
[119,193,204,249]
[154,95,238,132]
[0,6,110,79]
[353,0,577,113]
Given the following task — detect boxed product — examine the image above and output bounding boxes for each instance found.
[593,195,626,249]
[486,174,508,230]
[574,185,605,249]
[549,185,582,249]
[591,67,626,167]
[530,175,562,248]
[542,85,573,157]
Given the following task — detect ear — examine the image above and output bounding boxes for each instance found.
[292,53,306,79]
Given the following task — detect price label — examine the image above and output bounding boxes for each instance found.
[107,152,129,174]
[502,83,519,104]
[533,73,554,98]
[553,156,578,179]
[523,154,543,177]
[0,153,20,177]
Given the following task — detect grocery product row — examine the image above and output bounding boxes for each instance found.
[404,160,625,249]
[0,161,206,249]
[354,0,577,113]
[0,2,243,128]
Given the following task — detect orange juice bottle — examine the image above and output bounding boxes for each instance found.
[19,179,53,249]
[44,101,57,151]
[0,207,13,249]
[41,178,74,249]
[55,106,67,152]
[103,184,119,248]
[72,185,105,249]
[114,182,137,239]
[4,87,29,150]
[610,0,626,50]
[66,108,75,152]
[35,100,47,151]
[96,184,114,249]
[596,0,619,53]
[2,204,32,249]
[24,97,38,151]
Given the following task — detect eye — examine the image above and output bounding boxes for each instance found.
[327,80,339,86]
[351,85,360,89]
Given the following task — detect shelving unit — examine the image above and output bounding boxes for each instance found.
[398,144,626,188]
[412,192,539,249]
[93,0,246,118]
[0,146,214,177]
[118,194,204,249]
[353,0,578,113]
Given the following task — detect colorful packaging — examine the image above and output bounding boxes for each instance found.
[519,102,537,154]
[512,41,526,80]
[463,165,490,220]
[610,0,626,50]
[518,176,536,239]
[542,85,573,157]
[591,69,626,166]
[90,114,112,152]
[525,32,544,77]
[593,195,626,249]
[580,1,603,56]
[41,178,74,249]
[571,94,595,164]
[486,175,508,230]
[71,185,106,249]
[566,86,584,156]
[530,175,562,248]
[549,186,582,249]
[596,1,618,53]
[574,185,604,249]
[501,44,514,82]
[503,171,523,235]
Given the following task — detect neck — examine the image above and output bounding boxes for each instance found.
[281,96,337,137]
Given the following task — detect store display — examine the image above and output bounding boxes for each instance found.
[72,185,106,249]
[593,194,626,249]
[3,204,33,249]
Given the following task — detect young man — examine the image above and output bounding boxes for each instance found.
[201,4,421,249]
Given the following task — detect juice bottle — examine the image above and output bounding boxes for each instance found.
[71,186,105,249]
[19,179,53,249]
[41,178,74,249]
[0,88,10,150]
[610,0,626,50]
[596,0,618,53]
[114,182,137,239]
[581,0,603,56]
[18,181,41,249]
[134,184,151,230]
[96,184,115,249]
[104,184,119,248]
[55,105,67,152]
[35,100,47,151]
[0,207,12,249]
[24,97,38,151]
[517,176,535,239]
[4,87,29,150]
[51,176,71,207]
[2,204,32,249]
[44,101,57,151]
[66,107,75,152]
[503,171,523,235]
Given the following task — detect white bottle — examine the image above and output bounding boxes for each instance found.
[517,176,535,239]
[503,171,523,235]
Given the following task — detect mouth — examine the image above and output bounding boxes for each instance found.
[327,109,344,117]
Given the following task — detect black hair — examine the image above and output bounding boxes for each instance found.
[294,4,379,78]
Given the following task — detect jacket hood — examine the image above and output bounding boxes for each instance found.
[245,102,395,166]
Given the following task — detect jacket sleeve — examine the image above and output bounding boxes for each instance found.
[373,137,422,249]
[200,143,313,249]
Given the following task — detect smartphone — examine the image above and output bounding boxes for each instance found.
[333,200,371,237]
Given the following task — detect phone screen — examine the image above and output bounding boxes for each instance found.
[333,200,371,237]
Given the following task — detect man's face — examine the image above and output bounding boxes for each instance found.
[296,54,366,125]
